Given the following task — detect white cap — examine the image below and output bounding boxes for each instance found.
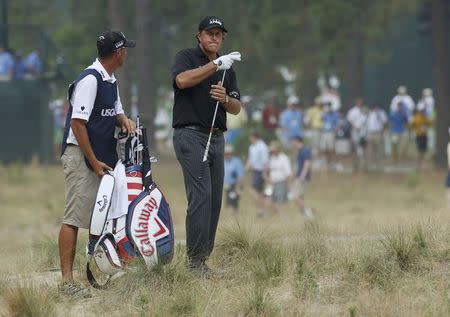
[397,85,407,94]
[423,88,433,97]
[287,95,300,106]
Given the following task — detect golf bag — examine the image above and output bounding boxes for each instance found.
[86,120,174,288]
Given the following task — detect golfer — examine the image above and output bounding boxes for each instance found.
[171,16,241,274]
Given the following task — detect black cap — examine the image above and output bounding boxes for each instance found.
[97,31,136,57]
[198,16,228,33]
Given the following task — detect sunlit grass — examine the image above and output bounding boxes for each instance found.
[0,160,449,316]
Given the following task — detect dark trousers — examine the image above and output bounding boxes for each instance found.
[173,128,224,264]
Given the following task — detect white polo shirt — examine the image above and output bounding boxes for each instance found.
[66,59,124,145]
[248,140,269,171]
[268,152,292,183]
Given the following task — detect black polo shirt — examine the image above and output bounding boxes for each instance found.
[171,45,240,131]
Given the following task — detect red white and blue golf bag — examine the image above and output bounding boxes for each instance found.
[86,122,174,288]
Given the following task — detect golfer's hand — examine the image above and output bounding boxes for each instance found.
[213,51,241,71]
[92,160,113,177]
[211,81,228,103]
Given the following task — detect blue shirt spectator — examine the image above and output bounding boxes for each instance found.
[296,146,312,181]
[280,108,303,139]
[321,110,340,132]
[25,50,42,77]
[390,103,409,134]
[0,48,14,80]
[224,156,244,187]
[13,51,27,80]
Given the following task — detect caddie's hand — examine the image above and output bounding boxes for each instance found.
[92,160,113,177]
[213,51,242,71]
[210,81,228,103]
[121,118,136,135]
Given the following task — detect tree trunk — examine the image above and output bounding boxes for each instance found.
[431,0,450,167]
[107,0,132,113]
[343,24,365,109]
[135,0,156,147]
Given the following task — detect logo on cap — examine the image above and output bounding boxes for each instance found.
[210,18,222,26]
[115,40,124,48]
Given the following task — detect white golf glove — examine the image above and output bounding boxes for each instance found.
[213,51,241,71]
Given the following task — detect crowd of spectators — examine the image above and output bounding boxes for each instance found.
[223,85,436,217]
[0,47,42,81]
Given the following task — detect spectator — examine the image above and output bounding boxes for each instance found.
[320,103,340,169]
[409,104,432,169]
[24,49,43,78]
[279,95,303,149]
[49,98,69,160]
[246,130,269,217]
[390,85,414,120]
[264,141,292,214]
[320,86,341,112]
[291,136,314,219]
[347,97,368,170]
[417,88,435,153]
[13,50,27,80]
[389,101,409,164]
[226,103,248,145]
[0,47,14,81]
[262,101,280,135]
[366,102,388,170]
[304,97,323,155]
[223,144,245,213]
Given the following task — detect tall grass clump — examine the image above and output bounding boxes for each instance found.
[3,284,57,317]
[298,221,328,263]
[31,236,59,270]
[358,252,397,289]
[108,244,192,299]
[239,284,277,317]
[293,256,318,298]
[251,246,284,284]
[216,222,252,259]
[168,285,198,317]
[381,223,434,271]
[217,222,285,282]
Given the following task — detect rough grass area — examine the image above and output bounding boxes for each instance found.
[0,158,449,316]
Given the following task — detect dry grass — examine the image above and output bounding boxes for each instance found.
[0,157,449,316]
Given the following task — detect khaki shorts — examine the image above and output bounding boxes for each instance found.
[290,178,309,198]
[61,145,100,229]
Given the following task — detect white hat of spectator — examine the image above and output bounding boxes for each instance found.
[397,85,407,94]
[287,95,300,106]
[423,88,433,97]
[224,144,234,154]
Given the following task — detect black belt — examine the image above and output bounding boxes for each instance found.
[182,125,223,136]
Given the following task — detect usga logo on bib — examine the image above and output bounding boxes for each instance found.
[101,109,116,116]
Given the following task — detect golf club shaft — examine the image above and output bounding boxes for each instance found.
[202,70,227,162]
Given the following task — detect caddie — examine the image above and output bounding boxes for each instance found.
[58,30,136,298]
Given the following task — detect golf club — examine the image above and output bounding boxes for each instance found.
[202,69,227,162]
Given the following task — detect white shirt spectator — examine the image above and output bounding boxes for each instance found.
[267,152,292,183]
[417,95,434,117]
[367,108,387,133]
[390,94,415,113]
[248,140,269,171]
[66,58,124,145]
[347,106,367,131]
